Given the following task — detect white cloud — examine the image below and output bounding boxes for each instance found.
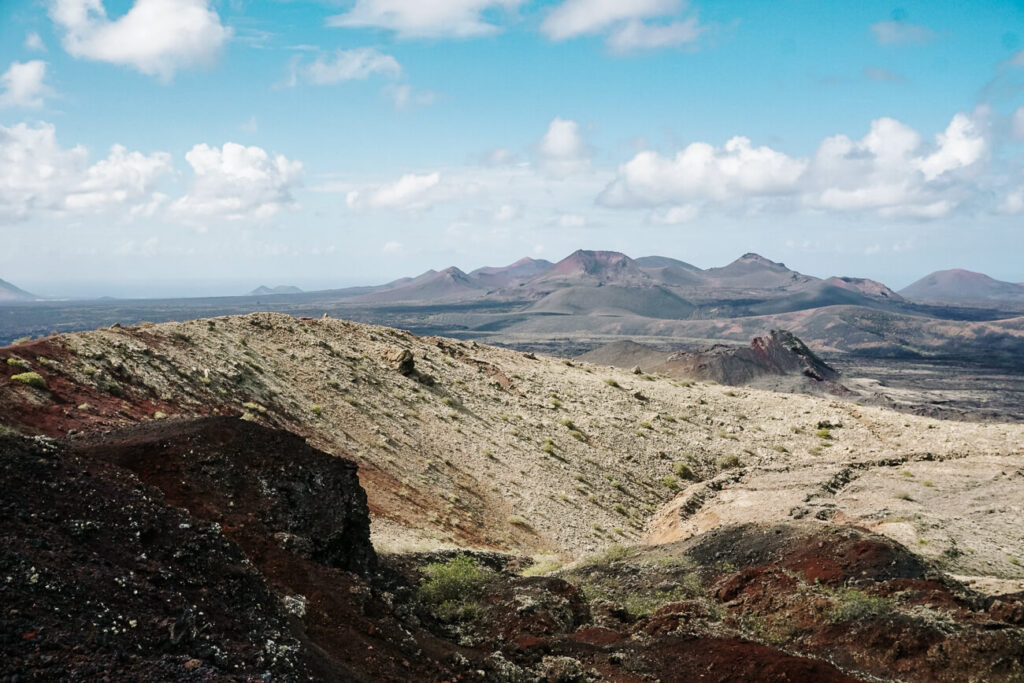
[288,48,401,86]
[870,20,935,46]
[600,136,806,207]
[382,239,403,253]
[542,0,679,40]
[916,112,987,181]
[25,32,46,52]
[346,172,443,210]
[554,213,587,227]
[386,84,437,109]
[49,0,231,81]
[606,17,702,51]
[649,204,699,224]
[0,121,171,223]
[0,61,54,108]
[537,117,591,177]
[541,0,703,51]
[1013,107,1024,141]
[600,111,990,220]
[998,188,1024,215]
[326,0,522,38]
[492,203,522,221]
[173,142,302,221]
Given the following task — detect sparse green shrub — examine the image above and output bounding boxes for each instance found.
[551,398,563,409]
[522,556,563,577]
[6,357,30,370]
[11,372,45,389]
[418,555,493,622]
[613,503,628,515]
[12,336,31,345]
[673,462,696,480]
[569,429,585,442]
[604,378,620,388]
[661,475,680,491]
[559,418,576,429]
[816,428,833,440]
[541,442,556,455]
[639,421,653,430]
[896,492,913,501]
[717,455,741,470]
[311,405,323,416]
[827,588,894,623]
[441,396,457,407]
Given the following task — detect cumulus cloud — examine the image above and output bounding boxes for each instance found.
[870,20,935,46]
[287,48,402,86]
[0,61,54,108]
[49,0,231,81]
[601,111,990,220]
[542,0,702,51]
[537,117,591,177]
[0,121,171,223]
[173,142,302,221]
[327,0,522,38]
[346,172,443,210]
[600,136,806,207]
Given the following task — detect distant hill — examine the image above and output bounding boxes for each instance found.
[0,279,37,302]
[249,285,303,296]
[579,330,841,389]
[469,257,553,289]
[701,253,813,289]
[900,269,1024,306]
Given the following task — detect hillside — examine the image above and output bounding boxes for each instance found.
[3,314,1024,680]
[0,278,37,302]
[2,313,1021,580]
[901,269,1024,307]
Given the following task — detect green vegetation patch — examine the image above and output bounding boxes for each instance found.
[827,588,894,624]
[11,372,46,389]
[418,554,495,623]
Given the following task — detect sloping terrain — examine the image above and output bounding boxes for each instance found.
[580,330,841,389]
[901,269,1024,307]
[2,315,1024,680]
[0,278,37,302]
[1,313,1021,582]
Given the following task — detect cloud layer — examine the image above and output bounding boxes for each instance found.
[0,122,171,223]
[601,111,990,220]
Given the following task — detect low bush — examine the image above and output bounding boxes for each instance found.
[11,372,45,389]
[418,555,494,622]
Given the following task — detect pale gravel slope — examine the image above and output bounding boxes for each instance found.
[50,313,1023,585]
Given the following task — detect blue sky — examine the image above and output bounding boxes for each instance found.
[1,0,1023,297]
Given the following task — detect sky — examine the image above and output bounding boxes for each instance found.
[1,0,1023,298]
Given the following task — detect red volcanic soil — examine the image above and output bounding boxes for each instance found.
[0,337,205,437]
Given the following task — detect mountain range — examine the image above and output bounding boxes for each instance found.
[325,250,1021,315]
